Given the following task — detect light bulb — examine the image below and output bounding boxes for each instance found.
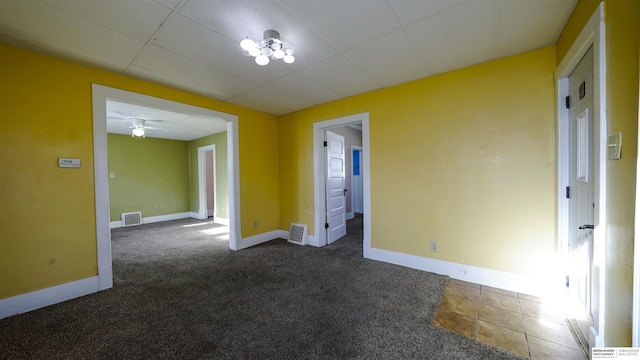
[285,48,294,55]
[255,54,269,66]
[283,54,295,64]
[273,49,285,59]
[240,38,256,51]
[261,47,273,57]
[270,41,282,50]
[132,128,145,137]
[248,47,261,57]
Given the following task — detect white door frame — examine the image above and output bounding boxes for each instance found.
[313,112,371,258]
[555,2,606,348]
[197,145,217,220]
[92,84,242,291]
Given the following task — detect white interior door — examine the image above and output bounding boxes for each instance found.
[568,46,595,345]
[326,130,347,244]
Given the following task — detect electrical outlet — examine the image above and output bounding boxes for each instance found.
[430,241,438,252]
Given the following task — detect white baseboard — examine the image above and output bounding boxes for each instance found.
[214,217,229,226]
[346,211,355,220]
[0,276,100,320]
[277,229,289,239]
[110,212,192,229]
[98,263,113,290]
[237,230,283,250]
[307,234,320,247]
[368,248,562,297]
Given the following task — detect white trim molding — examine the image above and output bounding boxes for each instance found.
[369,248,558,297]
[109,212,193,229]
[237,230,286,250]
[0,277,100,319]
[555,2,606,349]
[214,217,229,226]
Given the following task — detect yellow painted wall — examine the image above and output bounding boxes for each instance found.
[0,45,98,298]
[108,134,190,221]
[280,46,557,278]
[0,43,280,299]
[603,0,640,345]
[557,0,640,346]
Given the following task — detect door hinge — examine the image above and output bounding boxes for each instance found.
[325,222,329,229]
[566,186,570,199]
[565,96,571,109]
[565,275,570,287]
[323,141,327,147]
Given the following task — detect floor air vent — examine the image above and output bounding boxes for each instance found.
[122,211,142,227]
[288,223,308,245]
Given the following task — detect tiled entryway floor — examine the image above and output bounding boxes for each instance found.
[432,279,588,359]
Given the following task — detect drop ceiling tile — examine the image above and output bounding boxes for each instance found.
[266,73,343,106]
[405,0,494,75]
[229,86,314,116]
[128,44,257,100]
[154,13,292,84]
[179,0,337,69]
[492,0,577,58]
[387,0,470,25]
[223,97,278,116]
[154,0,183,9]
[38,0,172,42]
[0,0,143,72]
[344,30,429,88]
[299,55,378,98]
[276,0,400,51]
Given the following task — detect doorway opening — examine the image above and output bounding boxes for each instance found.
[312,112,371,258]
[92,84,241,292]
[198,145,221,222]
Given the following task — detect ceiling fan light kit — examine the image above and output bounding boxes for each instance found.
[240,30,294,66]
[130,118,146,138]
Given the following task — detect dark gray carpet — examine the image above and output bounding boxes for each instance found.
[0,215,522,359]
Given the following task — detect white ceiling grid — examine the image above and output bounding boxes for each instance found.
[0,0,577,137]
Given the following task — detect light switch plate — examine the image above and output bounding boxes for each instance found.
[607,132,621,160]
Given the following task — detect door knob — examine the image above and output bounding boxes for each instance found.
[579,224,594,230]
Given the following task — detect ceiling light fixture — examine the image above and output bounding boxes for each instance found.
[131,118,146,138]
[240,30,295,66]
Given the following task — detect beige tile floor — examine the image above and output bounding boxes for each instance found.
[432,279,588,359]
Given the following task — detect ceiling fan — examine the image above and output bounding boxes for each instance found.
[110,116,166,139]
[129,118,148,137]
